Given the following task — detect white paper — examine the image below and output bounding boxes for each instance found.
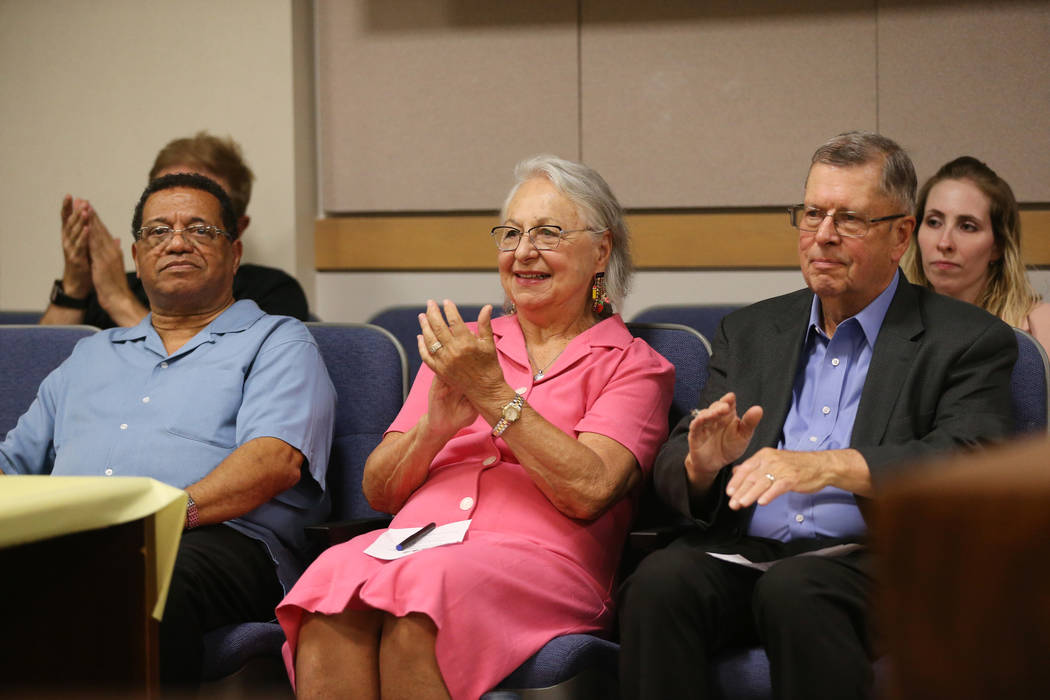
[706,543,864,572]
[364,520,472,560]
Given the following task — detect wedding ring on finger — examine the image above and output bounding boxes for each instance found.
[764,473,776,483]
[429,341,443,354]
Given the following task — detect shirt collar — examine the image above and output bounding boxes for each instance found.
[806,269,900,347]
[491,313,632,376]
[109,299,265,354]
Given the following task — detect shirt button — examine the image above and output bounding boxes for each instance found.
[482,456,496,466]
[104,468,114,476]
[160,362,169,369]
[515,387,527,395]
[459,497,474,511]
[821,406,831,415]
[120,424,128,430]
[831,358,840,366]
[142,396,151,404]
[795,513,805,523]
[809,435,818,443]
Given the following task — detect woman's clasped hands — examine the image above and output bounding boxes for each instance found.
[416,299,505,437]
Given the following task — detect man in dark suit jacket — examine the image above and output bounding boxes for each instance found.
[619,132,1017,700]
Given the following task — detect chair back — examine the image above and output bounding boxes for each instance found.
[1011,328,1050,434]
[631,304,740,344]
[626,322,711,427]
[0,311,43,325]
[306,323,408,520]
[0,325,98,436]
[368,304,499,383]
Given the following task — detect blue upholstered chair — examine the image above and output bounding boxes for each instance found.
[200,323,407,689]
[0,325,98,436]
[482,323,711,699]
[368,304,500,383]
[631,304,741,344]
[0,310,44,325]
[1010,328,1049,434]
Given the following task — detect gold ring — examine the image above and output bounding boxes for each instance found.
[429,341,443,353]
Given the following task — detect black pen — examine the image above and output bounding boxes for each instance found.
[396,522,436,551]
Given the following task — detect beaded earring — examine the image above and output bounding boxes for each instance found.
[591,272,610,314]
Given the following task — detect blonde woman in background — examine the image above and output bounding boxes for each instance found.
[902,155,1050,350]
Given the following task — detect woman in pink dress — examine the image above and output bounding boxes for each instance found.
[278,155,675,699]
[902,156,1050,351]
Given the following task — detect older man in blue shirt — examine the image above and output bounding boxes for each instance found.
[1,173,336,687]
[619,132,1017,700]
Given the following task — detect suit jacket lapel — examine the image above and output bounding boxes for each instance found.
[851,280,924,446]
[750,292,811,453]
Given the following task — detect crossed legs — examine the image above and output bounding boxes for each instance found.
[295,607,450,700]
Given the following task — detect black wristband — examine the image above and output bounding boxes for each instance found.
[50,279,89,309]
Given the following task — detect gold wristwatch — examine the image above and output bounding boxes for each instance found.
[491,394,525,437]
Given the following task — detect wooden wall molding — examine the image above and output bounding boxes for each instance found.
[316,209,1050,271]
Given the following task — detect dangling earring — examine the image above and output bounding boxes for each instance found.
[591,272,610,314]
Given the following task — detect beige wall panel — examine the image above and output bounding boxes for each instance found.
[0,0,311,310]
[580,1,878,208]
[878,1,1050,202]
[317,0,579,212]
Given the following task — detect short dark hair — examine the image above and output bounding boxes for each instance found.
[148,131,254,219]
[131,173,238,239]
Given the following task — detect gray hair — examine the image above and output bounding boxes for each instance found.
[809,131,917,214]
[501,154,633,312]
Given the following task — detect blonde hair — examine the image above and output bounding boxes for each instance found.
[902,156,1040,327]
[149,131,254,221]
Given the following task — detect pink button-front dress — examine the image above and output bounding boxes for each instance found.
[277,314,674,699]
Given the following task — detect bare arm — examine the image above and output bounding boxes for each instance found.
[185,436,303,527]
[40,195,92,325]
[85,209,148,326]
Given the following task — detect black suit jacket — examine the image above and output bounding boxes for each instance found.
[653,276,1017,539]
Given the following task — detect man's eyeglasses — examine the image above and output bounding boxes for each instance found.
[490,225,604,252]
[788,205,906,239]
[134,224,233,248]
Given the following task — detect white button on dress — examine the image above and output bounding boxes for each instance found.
[795,513,805,523]
[105,468,114,476]
[120,424,128,430]
[821,406,831,415]
[831,358,840,367]
[142,396,150,404]
[482,456,496,466]
[459,497,474,511]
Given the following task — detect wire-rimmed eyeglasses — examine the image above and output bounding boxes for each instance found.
[788,205,906,239]
[134,224,234,248]
[490,225,605,252]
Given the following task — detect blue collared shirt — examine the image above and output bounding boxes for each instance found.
[0,300,336,590]
[748,272,900,542]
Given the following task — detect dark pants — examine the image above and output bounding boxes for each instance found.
[160,524,284,688]
[618,534,873,700]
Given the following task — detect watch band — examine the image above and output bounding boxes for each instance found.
[50,279,89,310]
[491,394,525,437]
[185,494,201,530]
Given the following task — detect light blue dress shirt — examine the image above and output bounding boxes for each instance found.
[0,300,336,590]
[748,272,900,542]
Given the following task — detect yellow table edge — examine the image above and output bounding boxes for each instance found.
[0,475,186,620]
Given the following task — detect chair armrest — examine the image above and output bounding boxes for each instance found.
[305,515,393,550]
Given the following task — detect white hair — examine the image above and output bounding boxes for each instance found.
[501,154,633,312]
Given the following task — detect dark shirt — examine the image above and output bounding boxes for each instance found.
[81,263,310,328]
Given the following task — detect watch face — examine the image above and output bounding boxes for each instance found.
[504,404,521,421]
